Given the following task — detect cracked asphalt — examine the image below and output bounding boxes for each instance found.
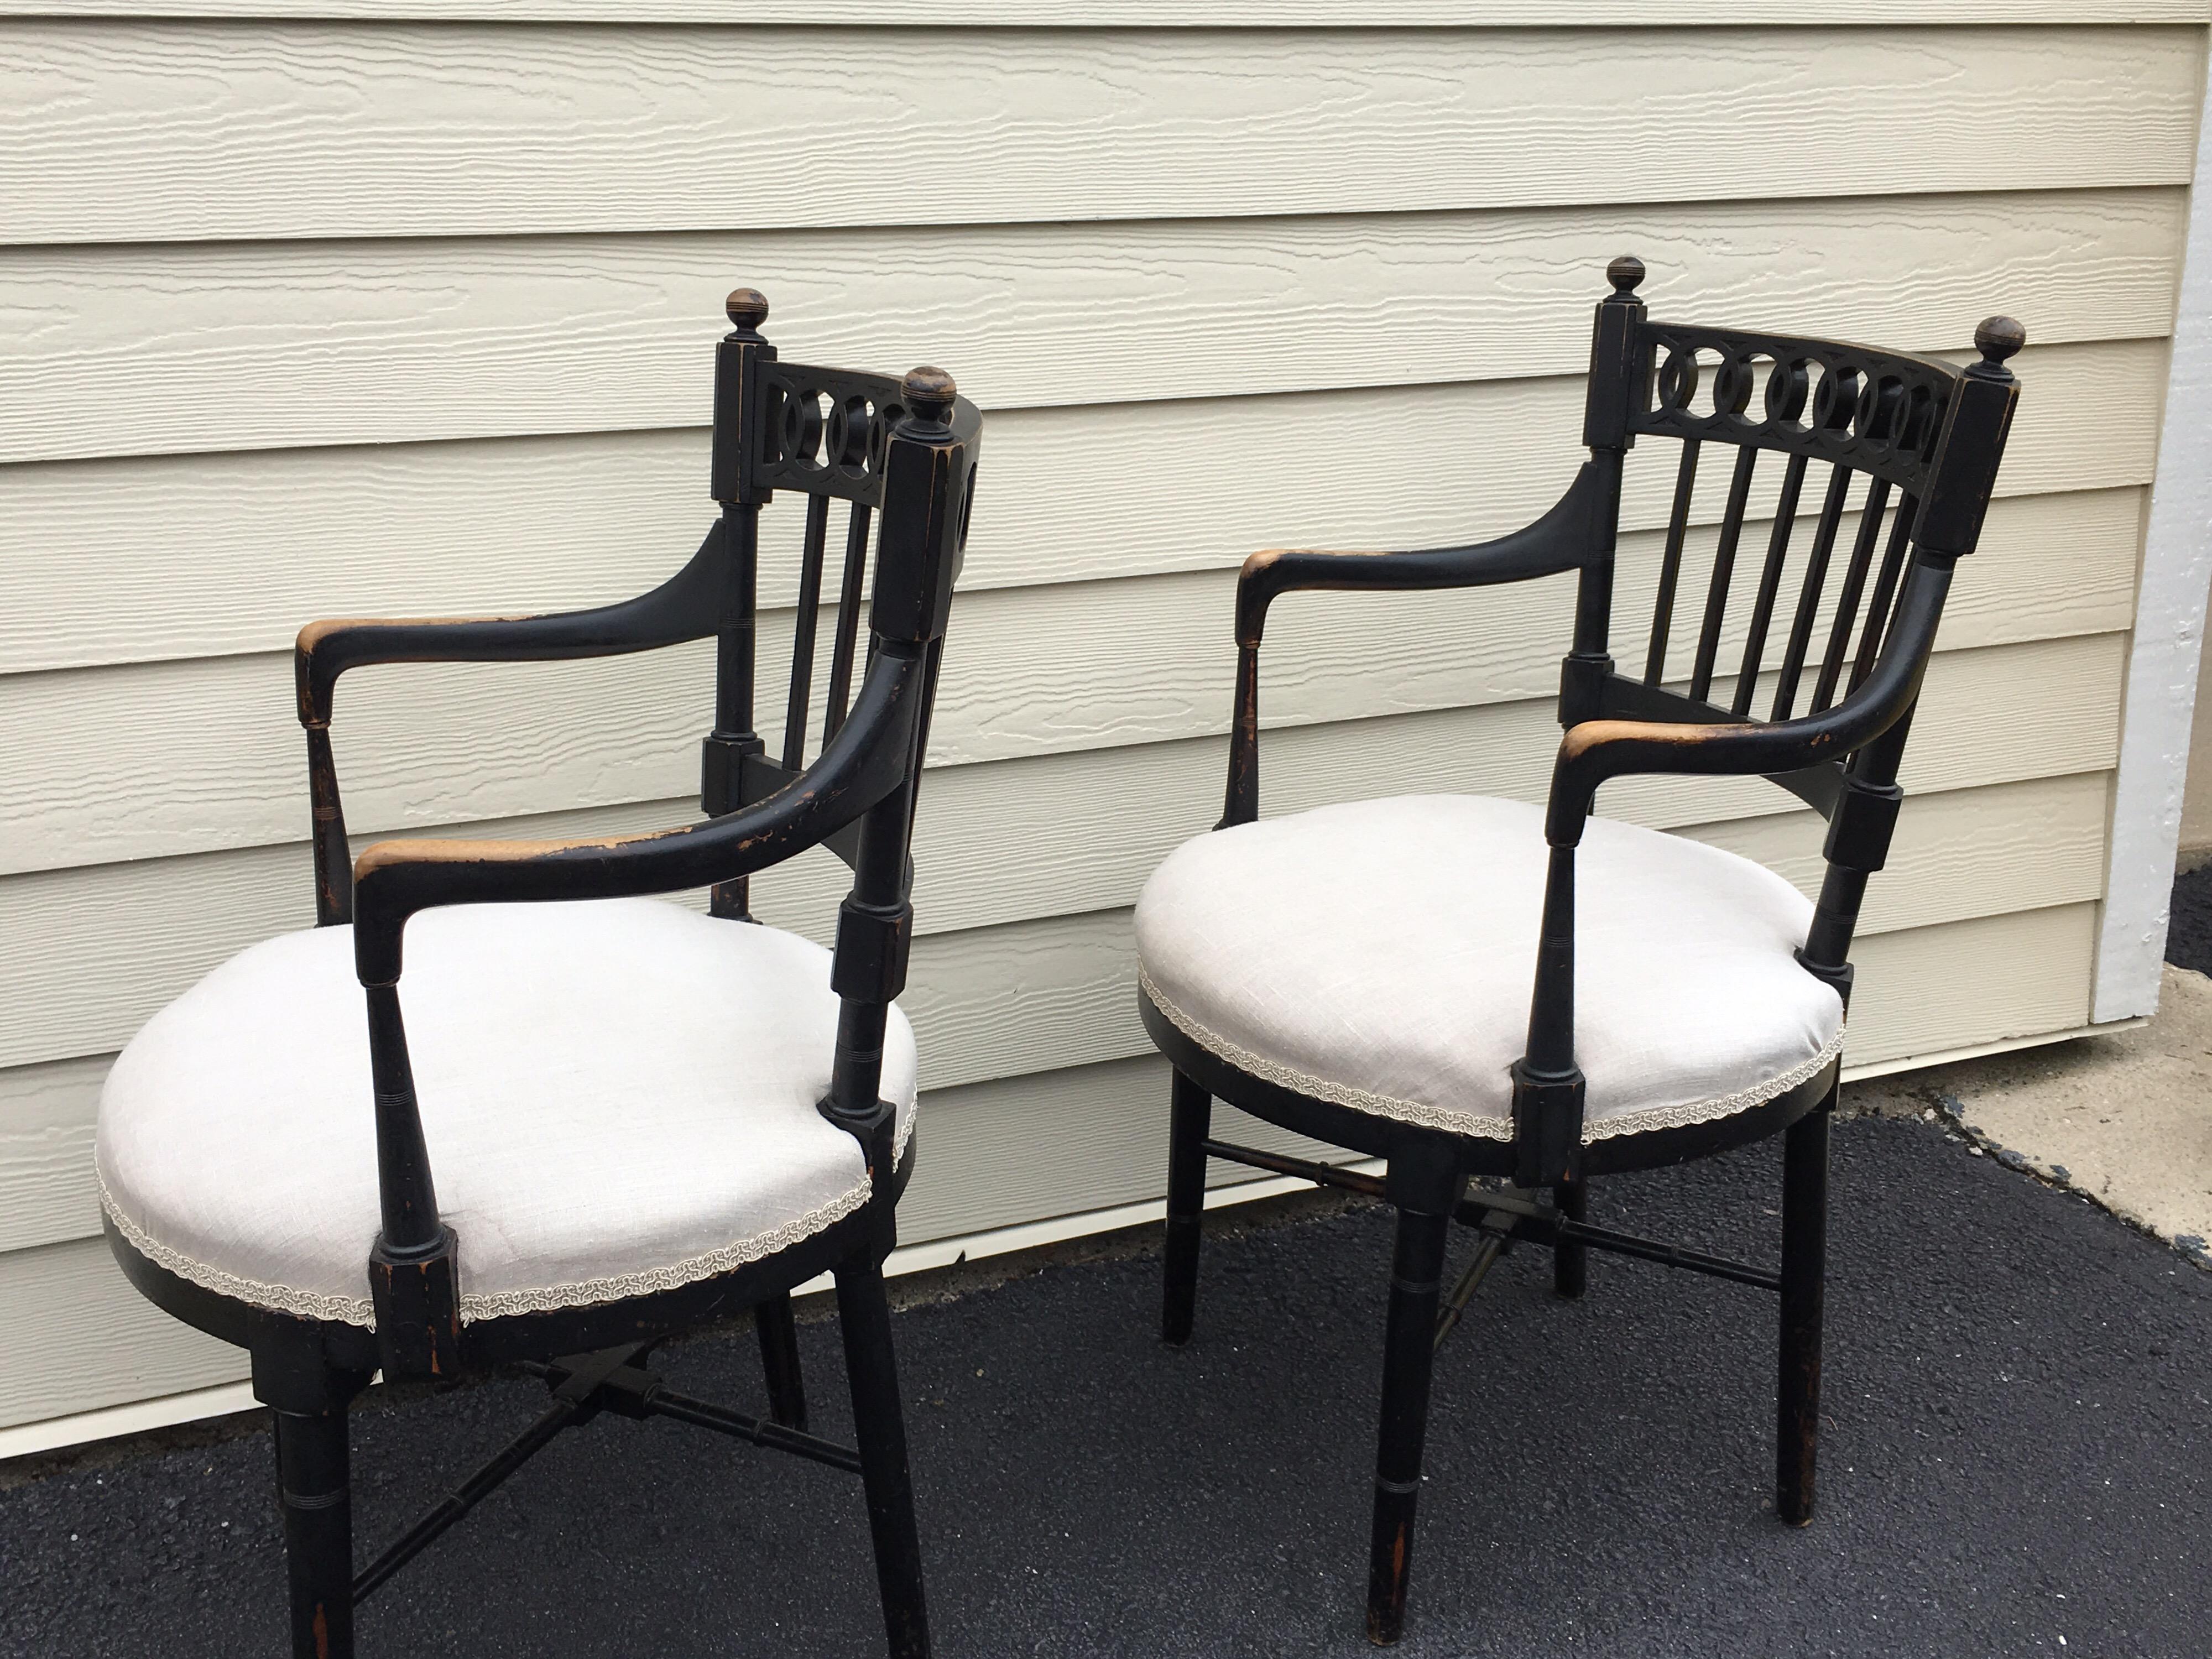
[5,1111,2210,1656]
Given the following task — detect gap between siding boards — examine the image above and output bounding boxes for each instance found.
[0,1013,2145,1463]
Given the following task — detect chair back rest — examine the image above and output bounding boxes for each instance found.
[1570,258,2022,820]
[702,290,982,907]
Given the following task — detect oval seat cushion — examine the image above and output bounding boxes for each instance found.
[1135,795,1844,1142]
[96,897,917,1329]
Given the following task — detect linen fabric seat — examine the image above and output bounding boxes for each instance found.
[1136,795,1843,1146]
[97,898,919,1329]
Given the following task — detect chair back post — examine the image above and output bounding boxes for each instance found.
[1559,256,1645,728]
[1796,316,2024,995]
[1507,259,1650,1187]
[705,288,776,922]
[820,367,978,1229]
[1515,278,2023,1186]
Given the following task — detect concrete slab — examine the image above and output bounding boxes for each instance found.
[1846,961,2212,1262]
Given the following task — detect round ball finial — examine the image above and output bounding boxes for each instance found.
[1607,255,1646,295]
[724,288,769,332]
[902,364,957,421]
[1974,314,2026,366]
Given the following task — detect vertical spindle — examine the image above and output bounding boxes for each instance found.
[782,492,831,771]
[1645,439,1700,686]
[1689,446,1759,703]
[1810,475,1891,714]
[1848,495,1920,693]
[825,501,873,744]
[1771,464,1853,721]
[1731,453,1807,715]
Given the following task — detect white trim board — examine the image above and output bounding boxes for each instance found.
[0,1015,2145,1463]
[2095,39,2212,1023]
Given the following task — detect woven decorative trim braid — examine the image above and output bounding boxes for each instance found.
[1138,964,1844,1144]
[1582,1026,1845,1141]
[457,1177,872,1322]
[101,1180,386,1327]
[97,1115,913,1331]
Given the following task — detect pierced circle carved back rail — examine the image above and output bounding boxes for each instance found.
[1631,324,1958,495]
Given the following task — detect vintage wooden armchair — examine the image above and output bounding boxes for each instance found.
[92,291,979,1659]
[1135,258,2023,1643]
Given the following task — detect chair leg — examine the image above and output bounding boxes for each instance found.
[1776,1092,1833,1526]
[1552,1173,1587,1300]
[836,1255,932,1659]
[271,1401,357,1658]
[755,1290,809,1431]
[1161,1068,1213,1346]
[1365,1204,1453,1646]
[253,1348,368,1659]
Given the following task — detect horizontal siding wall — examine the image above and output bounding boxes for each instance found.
[0,12,2192,1438]
[5,3,2208,19]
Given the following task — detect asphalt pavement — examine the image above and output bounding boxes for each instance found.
[6,1111,2210,1656]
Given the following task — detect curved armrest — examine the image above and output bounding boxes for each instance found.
[1509,555,1954,1187]
[295,521,728,728]
[349,639,929,985]
[1542,555,1954,847]
[1217,464,1609,827]
[1233,462,1605,647]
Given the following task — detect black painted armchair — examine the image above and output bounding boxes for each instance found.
[94,290,979,1659]
[1135,257,2023,1643]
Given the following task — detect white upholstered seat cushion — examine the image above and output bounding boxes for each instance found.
[96,898,917,1328]
[1135,795,1844,1142]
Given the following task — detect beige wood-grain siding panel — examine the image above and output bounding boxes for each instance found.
[902,1058,1365,1248]
[0,337,2158,674]
[0,483,2139,877]
[1849,903,2099,1061]
[9,3,2205,21]
[1,27,2194,246]
[1684,771,2111,936]
[0,633,2124,1076]
[0,1238,247,1429]
[0,1058,105,1253]
[0,193,2178,466]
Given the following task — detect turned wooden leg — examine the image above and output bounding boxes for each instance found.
[1365,1202,1452,1645]
[837,1256,932,1659]
[1161,1068,1213,1347]
[1776,1091,1833,1526]
[254,1351,369,1659]
[755,1290,808,1431]
[1553,1173,1588,1300]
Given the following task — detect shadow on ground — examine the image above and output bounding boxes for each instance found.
[6,1115,2209,1657]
